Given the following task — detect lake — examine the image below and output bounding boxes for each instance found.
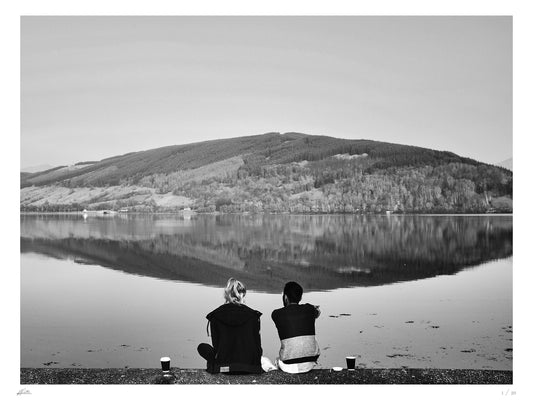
[20,213,512,370]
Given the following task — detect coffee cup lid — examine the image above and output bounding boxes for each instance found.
[160,356,171,362]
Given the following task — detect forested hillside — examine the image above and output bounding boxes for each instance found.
[20,132,512,214]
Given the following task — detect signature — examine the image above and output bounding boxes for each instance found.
[17,388,31,395]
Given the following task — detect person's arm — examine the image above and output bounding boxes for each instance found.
[307,303,320,318]
[255,316,263,357]
[210,320,219,356]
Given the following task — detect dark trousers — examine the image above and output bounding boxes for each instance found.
[197,343,215,373]
[197,343,254,375]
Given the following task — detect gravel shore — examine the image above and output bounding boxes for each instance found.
[20,368,512,385]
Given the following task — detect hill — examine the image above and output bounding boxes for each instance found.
[20,133,480,188]
[20,132,513,214]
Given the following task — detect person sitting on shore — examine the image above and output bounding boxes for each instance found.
[271,281,321,374]
[197,278,264,374]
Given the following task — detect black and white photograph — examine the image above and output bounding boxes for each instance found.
[5,2,530,398]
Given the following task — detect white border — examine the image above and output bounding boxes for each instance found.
[3,1,531,399]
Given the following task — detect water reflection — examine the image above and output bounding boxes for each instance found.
[20,214,512,293]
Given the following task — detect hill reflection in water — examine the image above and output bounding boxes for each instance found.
[20,214,512,293]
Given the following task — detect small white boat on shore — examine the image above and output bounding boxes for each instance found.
[82,209,117,217]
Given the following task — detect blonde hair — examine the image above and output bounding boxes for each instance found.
[224,278,246,304]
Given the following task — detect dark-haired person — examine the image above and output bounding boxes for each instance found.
[271,281,320,373]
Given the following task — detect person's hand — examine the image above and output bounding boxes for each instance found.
[315,305,321,317]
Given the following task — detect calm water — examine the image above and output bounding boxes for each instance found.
[20,214,512,370]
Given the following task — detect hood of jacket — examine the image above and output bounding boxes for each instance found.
[207,303,262,327]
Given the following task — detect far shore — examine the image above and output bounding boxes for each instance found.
[19,211,513,216]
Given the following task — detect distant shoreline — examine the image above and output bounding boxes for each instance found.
[20,367,512,385]
[19,211,513,216]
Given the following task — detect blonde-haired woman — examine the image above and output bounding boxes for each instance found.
[197,278,263,374]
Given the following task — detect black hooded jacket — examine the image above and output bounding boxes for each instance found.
[206,303,263,374]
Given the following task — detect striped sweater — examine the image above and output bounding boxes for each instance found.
[271,303,320,371]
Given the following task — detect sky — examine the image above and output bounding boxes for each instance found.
[21,16,512,168]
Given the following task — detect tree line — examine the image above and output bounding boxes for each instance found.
[21,156,512,214]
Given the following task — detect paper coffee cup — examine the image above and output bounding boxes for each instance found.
[346,356,356,370]
[160,356,171,372]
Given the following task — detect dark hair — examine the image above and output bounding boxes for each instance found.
[283,281,303,304]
